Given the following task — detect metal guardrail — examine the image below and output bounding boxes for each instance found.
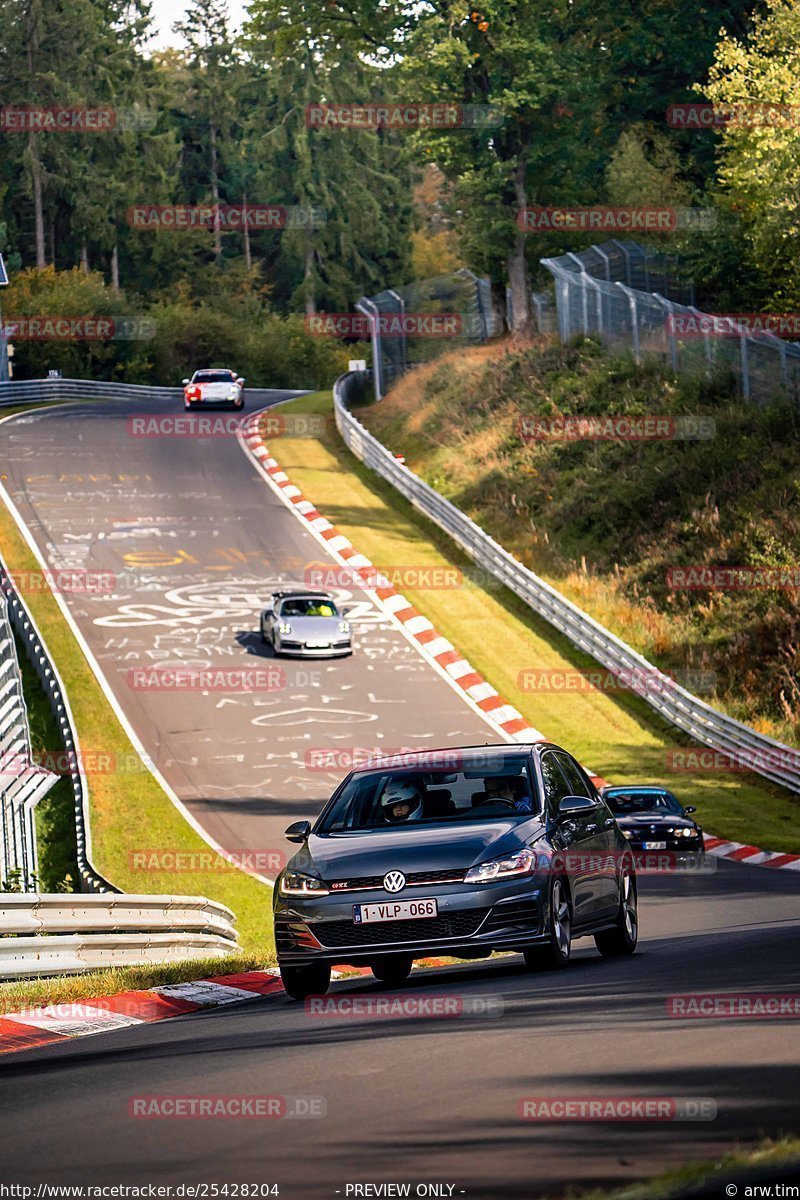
[0,590,57,889]
[0,557,117,894]
[0,893,238,977]
[0,378,289,408]
[334,371,800,795]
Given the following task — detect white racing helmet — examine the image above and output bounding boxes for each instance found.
[380,781,423,823]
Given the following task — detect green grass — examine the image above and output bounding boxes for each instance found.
[363,339,800,747]
[263,391,800,853]
[572,1136,800,1200]
[0,403,276,953]
[12,627,79,891]
[0,952,270,1015]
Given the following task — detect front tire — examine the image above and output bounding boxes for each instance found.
[524,876,571,970]
[370,954,413,985]
[595,862,638,957]
[280,962,331,1001]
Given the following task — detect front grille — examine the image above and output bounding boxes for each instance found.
[328,868,466,893]
[483,900,540,933]
[315,910,488,948]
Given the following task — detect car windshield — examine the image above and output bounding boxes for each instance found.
[194,371,235,383]
[280,597,339,618]
[316,758,538,833]
[606,791,683,816]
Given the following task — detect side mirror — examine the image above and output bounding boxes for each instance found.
[238,377,246,384]
[557,794,597,819]
[285,820,311,844]
[182,378,190,385]
[684,806,696,815]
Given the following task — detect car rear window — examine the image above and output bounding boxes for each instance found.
[194,371,236,383]
[606,791,683,816]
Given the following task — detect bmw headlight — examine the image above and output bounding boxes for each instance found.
[338,621,351,633]
[279,870,329,896]
[465,848,536,884]
[672,827,697,838]
[278,622,293,634]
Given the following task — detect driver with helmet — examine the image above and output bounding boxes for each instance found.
[380,781,424,823]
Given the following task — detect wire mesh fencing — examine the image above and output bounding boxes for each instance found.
[539,239,800,408]
[357,268,501,398]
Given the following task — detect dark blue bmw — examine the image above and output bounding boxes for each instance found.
[274,743,638,998]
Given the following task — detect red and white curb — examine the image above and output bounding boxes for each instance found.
[239,408,800,872]
[0,960,453,1057]
[239,413,609,788]
[0,970,284,1056]
[703,835,800,870]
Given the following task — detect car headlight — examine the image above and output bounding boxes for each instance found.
[672,827,697,838]
[279,870,329,896]
[278,622,293,634]
[464,848,536,884]
[338,621,350,633]
[227,388,239,399]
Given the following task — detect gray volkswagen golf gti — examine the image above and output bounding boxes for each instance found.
[274,743,637,998]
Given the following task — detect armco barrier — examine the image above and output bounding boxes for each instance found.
[0,894,238,978]
[334,371,800,796]
[0,378,291,408]
[0,556,116,894]
[0,589,56,889]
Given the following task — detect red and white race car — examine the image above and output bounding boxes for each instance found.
[182,368,245,410]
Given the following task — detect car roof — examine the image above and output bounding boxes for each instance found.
[603,785,673,794]
[195,367,236,373]
[355,743,550,770]
[272,589,335,601]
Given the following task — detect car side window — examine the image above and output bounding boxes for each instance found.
[553,752,592,799]
[540,752,572,818]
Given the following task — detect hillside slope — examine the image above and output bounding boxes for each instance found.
[363,338,800,745]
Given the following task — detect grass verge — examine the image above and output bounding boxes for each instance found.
[574,1135,800,1200]
[0,404,275,953]
[0,952,268,1015]
[263,391,799,852]
[12,627,79,891]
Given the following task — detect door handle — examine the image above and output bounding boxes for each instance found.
[604,818,616,827]
[585,823,598,833]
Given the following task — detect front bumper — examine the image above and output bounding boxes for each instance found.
[185,398,243,409]
[276,640,352,658]
[274,879,546,966]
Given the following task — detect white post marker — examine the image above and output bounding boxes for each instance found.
[0,253,9,384]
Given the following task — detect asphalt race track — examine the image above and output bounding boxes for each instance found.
[0,397,494,870]
[1,398,799,1197]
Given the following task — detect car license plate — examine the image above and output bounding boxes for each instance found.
[643,841,667,850]
[353,898,438,924]
[306,640,330,649]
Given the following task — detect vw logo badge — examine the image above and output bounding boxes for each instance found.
[384,870,406,893]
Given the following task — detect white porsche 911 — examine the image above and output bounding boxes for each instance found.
[182,368,245,410]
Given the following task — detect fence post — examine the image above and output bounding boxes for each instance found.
[653,294,678,372]
[740,333,751,402]
[356,297,383,400]
[387,289,407,375]
[616,283,640,363]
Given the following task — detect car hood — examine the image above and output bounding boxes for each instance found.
[293,819,544,880]
[614,814,696,830]
[278,616,343,638]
